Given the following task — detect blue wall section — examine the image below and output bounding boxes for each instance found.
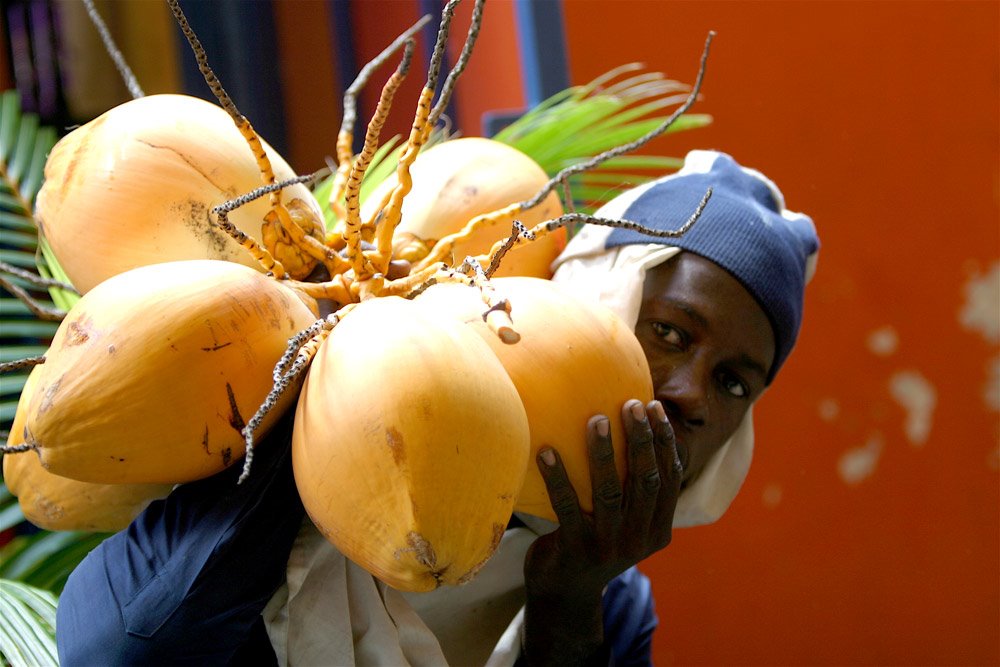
[174,0,289,158]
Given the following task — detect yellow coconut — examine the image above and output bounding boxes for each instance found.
[360,137,566,278]
[22,259,317,484]
[292,296,530,592]
[4,368,172,532]
[35,93,325,293]
[416,277,653,522]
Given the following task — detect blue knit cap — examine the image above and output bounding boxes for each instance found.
[603,150,819,383]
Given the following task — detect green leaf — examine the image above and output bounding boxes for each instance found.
[0,91,21,164]
[20,127,57,202]
[37,235,79,312]
[0,321,59,338]
[0,579,59,667]
[0,193,29,217]
[0,373,28,398]
[0,531,108,594]
[1,401,17,423]
[0,210,35,231]
[0,494,26,533]
[492,65,710,213]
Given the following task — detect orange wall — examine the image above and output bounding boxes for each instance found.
[560,1,999,664]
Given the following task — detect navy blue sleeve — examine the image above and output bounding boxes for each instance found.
[602,566,658,667]
[56,414,304,666]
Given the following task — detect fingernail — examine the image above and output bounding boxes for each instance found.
[651,401,667,423]
[596,418,610,437]
[539,448,556,466]
[629,400,646,421]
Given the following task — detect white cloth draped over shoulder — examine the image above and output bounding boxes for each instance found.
[263,516,550,666]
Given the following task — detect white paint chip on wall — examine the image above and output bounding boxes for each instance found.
[762,483,783,508]
[959,261,999,343]
[838,433,883,485]
[817,398,840,422]
[867,326,899,356]
[889,370,937,446]
[985,357,999,413]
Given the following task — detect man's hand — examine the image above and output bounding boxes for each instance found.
[521,399,682,666]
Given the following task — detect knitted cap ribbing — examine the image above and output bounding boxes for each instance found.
[602,150,819,383]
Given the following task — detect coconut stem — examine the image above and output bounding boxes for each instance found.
[0,355,45,374]
[475,186,714,270]
[0,442,37,455]
[331,15,433,221]
[211,172,328,278]
[412,200,527,272]
[0,261,77,293]
[167,0,317,268]
[239,305,356,484]
[369,0,461,278]
[344,39,416,279]
[424,0,486,140]
[82,0,144,98]
[0,275,67,322]
[484,221,534,279]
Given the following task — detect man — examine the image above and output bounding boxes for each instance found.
[56,150,818,666]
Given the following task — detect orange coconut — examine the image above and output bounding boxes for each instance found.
[292,296,530,591]
[35,94,325,293]
[416,277,653,522]
[361,137,566,278]
[4,368,172,532]
[22,260,316,484]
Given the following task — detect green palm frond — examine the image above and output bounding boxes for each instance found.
[1,92,96,609]
[0,90,66,434]
[494,64,710,213]
[0,529,109,594]
[0,578,59,667]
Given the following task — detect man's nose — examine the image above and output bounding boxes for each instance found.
[655,358,710,428]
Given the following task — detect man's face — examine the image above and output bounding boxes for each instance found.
[635,253,775,487]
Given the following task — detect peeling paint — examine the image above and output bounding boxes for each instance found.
[867,326,899,356]
[817,398,840,422]
[838,433,884,485]
[985,357,999,412]
[958,262,999,343]
[889,370,937,446]
[762,483,783,508]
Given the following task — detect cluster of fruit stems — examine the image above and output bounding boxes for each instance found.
[1,0,715,480]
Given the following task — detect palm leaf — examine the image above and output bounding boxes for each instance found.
[0,92,96,616]
[493,65,711,213]
[0,530,109,593]
[0,579,59,667]
[0,90,64,438]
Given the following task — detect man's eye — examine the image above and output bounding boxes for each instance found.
[651,322,684,347]
[719,372,749,398]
